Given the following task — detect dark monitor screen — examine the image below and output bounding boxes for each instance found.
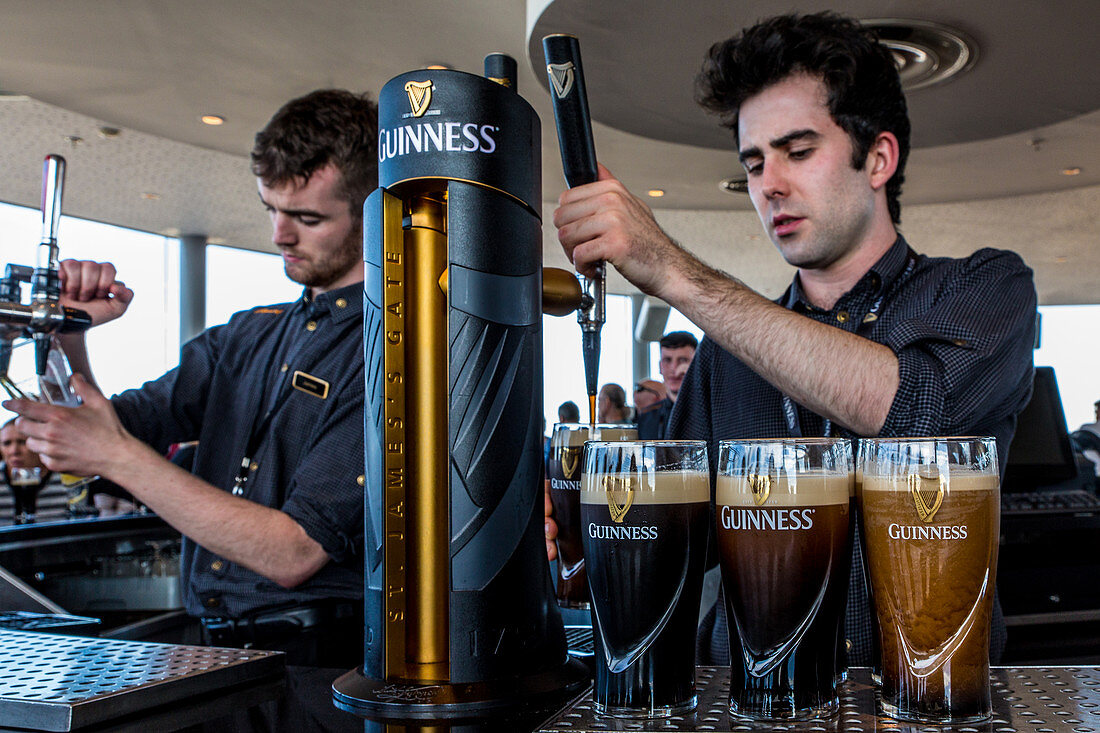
[1003,366,1078,491]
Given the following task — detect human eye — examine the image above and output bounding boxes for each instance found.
[742,158,763,176]
[789,147,813,160]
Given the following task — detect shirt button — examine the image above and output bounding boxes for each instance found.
[335,298,347,308]
[863,312,878,323]
[204,597,221,608]
[211,560,224,571]
[836,311,849,323]
[357,474,365,487]
[250,461,259,472]
[306,320,318,331]
[280,363,289,372]
[952,338,968,346]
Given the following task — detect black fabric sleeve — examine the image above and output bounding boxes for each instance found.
[881,249,1037,438]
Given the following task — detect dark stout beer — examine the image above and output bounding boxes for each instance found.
[548,424,589,608]
[862,466,999,723]
[548,424,637,609]
[717,470,850,721]
[581,465,708,717]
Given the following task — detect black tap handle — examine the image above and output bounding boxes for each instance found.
[542,34,598,188]
[484,53,517,91]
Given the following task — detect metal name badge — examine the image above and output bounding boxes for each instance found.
[292,370,330,399]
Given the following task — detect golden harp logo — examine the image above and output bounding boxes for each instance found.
[748,472,771,506]
[603,476,635,523]
[560,447,581,479]
[547,62,575,99]
[908,471,946,523]
[404,80,434,118]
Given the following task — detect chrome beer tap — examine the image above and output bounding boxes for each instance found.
[0,155,91,390]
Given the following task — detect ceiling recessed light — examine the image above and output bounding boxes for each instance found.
[141,192,161,200]
[201,115,225,126]
[864,19,978,91]
[647,189,665,198]
[719,178,749,194]
[1061,167,1082,176]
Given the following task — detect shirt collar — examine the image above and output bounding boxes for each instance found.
[299,281,363,323]
[782,234,913,311]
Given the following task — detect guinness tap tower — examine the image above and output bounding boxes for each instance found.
[333,55,588,719]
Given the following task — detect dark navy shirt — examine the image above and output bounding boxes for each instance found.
[112,282,366,618]
[670,236,1037,664]
[635,397,673,439]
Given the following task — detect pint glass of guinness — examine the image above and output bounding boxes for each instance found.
[580,440,708,717]
[860,437,999,724]
[548,423,638,608]
[717,438,852,721]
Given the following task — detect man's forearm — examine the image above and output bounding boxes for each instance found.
[661,256,898,435]
[106,439,329,588]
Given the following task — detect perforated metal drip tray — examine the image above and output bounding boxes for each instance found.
[540,666,1100,732]
[0,629,283,731]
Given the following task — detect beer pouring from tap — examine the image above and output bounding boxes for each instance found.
[543,34,604,425]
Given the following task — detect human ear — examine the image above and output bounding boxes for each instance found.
[867,131,900,191]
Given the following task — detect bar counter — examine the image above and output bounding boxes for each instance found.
[535,667,1100,732]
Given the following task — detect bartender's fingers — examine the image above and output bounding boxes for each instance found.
[544,483,559,562]
[109,281,134,308]
[59,260,115,302]
[1,398,54,423]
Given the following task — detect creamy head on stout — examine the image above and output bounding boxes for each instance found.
[593,426,638,441]
[551,425,589,450]
[718,469,851,503]
[581,470,709,506]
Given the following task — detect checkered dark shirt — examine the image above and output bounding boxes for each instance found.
[112,283,366,619]
[670,236,1037,666]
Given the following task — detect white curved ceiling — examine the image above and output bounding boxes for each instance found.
[0,1,1096,303]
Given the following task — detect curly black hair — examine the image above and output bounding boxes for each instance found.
[696,12,910,224]
[251,89,378,218]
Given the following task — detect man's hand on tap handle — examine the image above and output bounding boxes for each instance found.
[552,163,694,301]
[58,260,134,327]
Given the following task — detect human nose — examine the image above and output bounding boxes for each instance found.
[760,158,789,199]
[271,212,297,246]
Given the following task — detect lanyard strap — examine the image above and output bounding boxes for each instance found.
[231,304,308,496]
[782,251,918,439]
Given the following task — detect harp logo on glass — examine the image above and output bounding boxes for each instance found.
[908,471,945,523]
[603,476,635,523]
[547,62,575,99]
[560,447,581,479]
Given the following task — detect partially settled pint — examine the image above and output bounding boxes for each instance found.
[716,455,851,721]
[861,437,999,724]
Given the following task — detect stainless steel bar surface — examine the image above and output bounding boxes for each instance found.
[0,629,283,731]
[540,666,1100,732]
